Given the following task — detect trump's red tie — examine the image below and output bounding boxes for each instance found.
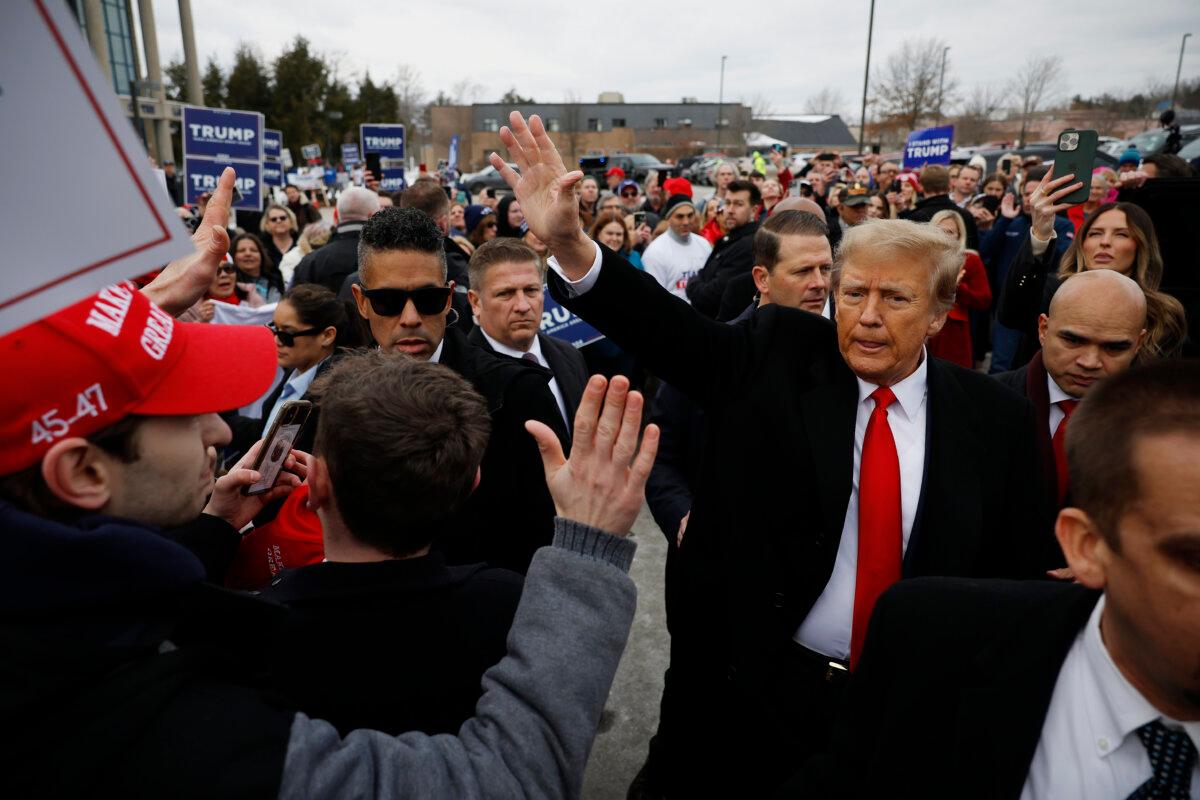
[851,386,902,671]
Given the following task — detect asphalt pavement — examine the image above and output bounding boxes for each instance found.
[582,503,669,799]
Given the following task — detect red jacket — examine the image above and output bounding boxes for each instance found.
[927,251,991,368]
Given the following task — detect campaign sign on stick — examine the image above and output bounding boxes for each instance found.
[183,106,263,162]
[378,169,407,192]
[541,290,604,348]
[0,0,192,335]
[185,158,261,210]
[360,124,406,159]
[341,143,361,166]
[448,135,460,170]
[262,161,283,188]
[301,144,322,164]
[280,148,294,169]
[902,125,955,170]
[263,128,282,160]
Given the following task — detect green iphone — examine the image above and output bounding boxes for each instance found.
[1054,129,1099,205]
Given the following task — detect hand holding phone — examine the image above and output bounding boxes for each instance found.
[242,400,313,496]
[203,437,311,529]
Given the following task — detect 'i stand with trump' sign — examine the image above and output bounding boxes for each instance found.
[902,125,955,170]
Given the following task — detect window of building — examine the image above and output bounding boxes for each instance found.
[679,119,693,129]
[587,118,603,132]
[611,118,626,128]
[101,0,137,97]
[546,118,561,132]
[483,118,500,132]
[654,118,668,129]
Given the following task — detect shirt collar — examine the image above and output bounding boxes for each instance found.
[480,328,541,364]
[285,357,326,396]
[855,348,929,423]
[821,297,831,320]
[1046,372,1075,406]
[1083,595,1200,758]
[428,339,445,364]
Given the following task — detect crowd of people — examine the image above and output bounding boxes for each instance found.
[4,102,1198,798]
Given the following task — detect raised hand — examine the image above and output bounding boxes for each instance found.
[141,167,236,316]
[1000,191,1020,220]
[525,374,660,538]
[491,111,595,277]
[1029,166,1084,240]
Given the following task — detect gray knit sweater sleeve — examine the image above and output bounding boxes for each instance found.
[278,518,637,799]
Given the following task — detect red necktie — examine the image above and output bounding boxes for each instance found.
[851,387,902,671]
[1051,399,1080,505]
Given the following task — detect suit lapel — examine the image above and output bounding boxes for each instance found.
[798,359,858,550]
[905,360,983,576]
[1025,352,1059,499]
[955,586,1101,798]
[539,335,582,429]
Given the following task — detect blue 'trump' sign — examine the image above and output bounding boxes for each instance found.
[262,129,282,160]
[183,106,263,162]
[184,158,261,210]
[541,289,604,348]
[360,124,406,158]
[902,125,954,170]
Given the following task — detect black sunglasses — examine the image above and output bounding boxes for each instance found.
[267,215,289,222]
[360,285,452,316]
[620,190,639,197]
[267,322,323,347]
[217,264,236,275]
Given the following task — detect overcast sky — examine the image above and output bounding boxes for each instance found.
[150,0,1198,117]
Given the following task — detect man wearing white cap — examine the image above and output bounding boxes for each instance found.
[641,193,712,302]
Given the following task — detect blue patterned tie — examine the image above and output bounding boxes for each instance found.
[1126,720,1197,799]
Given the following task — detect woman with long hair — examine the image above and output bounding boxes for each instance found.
[259,203,299,271]
[1000,171,1187,363]
[495,194,525,238]
[927,210,992,368]
[231,232,285,302]
[589,210,643,269]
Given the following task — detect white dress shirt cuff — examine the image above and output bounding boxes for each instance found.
[1030,227,1056,257]
[547,241,603,297]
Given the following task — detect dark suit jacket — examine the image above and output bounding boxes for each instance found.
[685,221,759,318]
[436,327,564,574]
[995,350,1064,523]
[261,553,523,737]
[292,223,363,294]
[793,577,1100,799]
[467,329,588,441]
[900,194,981,251]
[549,246,1050,775]
[225,356,336,463]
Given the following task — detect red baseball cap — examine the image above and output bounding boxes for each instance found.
[662,177,694,198]
[605,166,625,179]
[0,283,277,476]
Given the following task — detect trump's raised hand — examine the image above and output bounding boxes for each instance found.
[491,111,596,278]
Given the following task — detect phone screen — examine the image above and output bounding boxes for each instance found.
[245,423,300,494]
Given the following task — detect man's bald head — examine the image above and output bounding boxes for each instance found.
[1040,269,1148,398]
[338,187,382,223]
[772,196,825,218]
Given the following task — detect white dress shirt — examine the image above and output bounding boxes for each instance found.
[263,358,326,432]
[480,329,570,428]
[428,339,445,364]
[793,355,929,660]
[1021,596,1200,799]
[820,297,831,320]
[1047,373,1074,437]
[548,242,605,296]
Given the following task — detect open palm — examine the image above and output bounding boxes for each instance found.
[490,112,585,255]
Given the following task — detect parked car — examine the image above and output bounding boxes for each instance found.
[1176,135,1200,170]
[966,144,1117,176]
[1114,124,1200,158]
[461,163,519,196]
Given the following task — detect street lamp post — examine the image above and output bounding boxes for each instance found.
[858,0,876,154]
[716,55,727,150]
[1173,33,1192,110]
[935,46,950,126]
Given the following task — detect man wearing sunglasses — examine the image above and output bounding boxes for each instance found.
[349,207,566,574]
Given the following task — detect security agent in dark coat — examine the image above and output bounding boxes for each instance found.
[548,234,1050,795]
[685,179,762,318]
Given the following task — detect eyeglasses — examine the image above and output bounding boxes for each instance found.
[217,264,236,275]
[483,221,498,228]
[268,215,289,222]
[621,190,639,197]
[359,285,452,316]
[267,323,324,347]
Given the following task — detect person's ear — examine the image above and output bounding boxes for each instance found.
[467,288,482,318]
[40,438,113,512]
[925,308,949,339]
[470,466,481,494]
[319,325,337,348]
[306,456,333,512]
[751,265,770,295]
[350,282,370,320]
[1056,507,1109,589]
[1038,313,1050,348]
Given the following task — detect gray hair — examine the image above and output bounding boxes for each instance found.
[337,186,382,223]
[834,218,961,314]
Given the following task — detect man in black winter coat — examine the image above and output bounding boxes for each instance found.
[685,179,761,318]
[899,164,980,250]
[293,187,380,293]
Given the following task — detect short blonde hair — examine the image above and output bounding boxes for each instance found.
[929,209,966,249]
[834,218,961,314]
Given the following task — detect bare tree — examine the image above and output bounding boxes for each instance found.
[956,83,1008,145]
[872,37,956,130]
[451,78,484,105]
[746,92,774,118]
[1007,55,1064,145]
[562,89,583,165]
[803,87,847,117]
